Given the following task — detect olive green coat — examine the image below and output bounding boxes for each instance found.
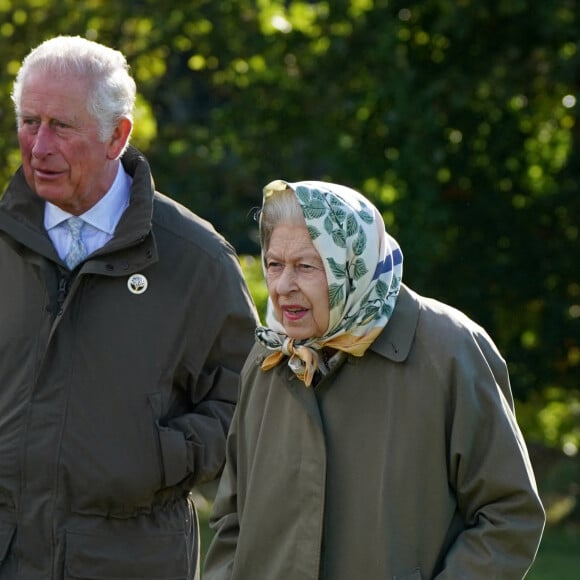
[204,285,544,580]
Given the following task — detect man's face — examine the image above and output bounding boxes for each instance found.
[17,69,118,215]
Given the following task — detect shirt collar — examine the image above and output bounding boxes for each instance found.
[44,162,132,234]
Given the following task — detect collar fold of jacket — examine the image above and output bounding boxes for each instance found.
[0,146,157,273]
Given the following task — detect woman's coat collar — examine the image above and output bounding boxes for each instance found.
[369,284,419,362]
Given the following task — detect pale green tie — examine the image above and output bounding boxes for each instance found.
[64,216,88,270]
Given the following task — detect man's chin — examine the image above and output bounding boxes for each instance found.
[35,188,73,210]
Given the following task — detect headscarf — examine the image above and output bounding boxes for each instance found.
[255,179,403,387]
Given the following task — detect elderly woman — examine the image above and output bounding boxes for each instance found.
[203,180,545,580]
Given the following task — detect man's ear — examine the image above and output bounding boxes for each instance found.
[106,117,133,160]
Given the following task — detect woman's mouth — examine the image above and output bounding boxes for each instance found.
[283,306,308,321]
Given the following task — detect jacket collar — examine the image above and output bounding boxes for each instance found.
[0,163,51,258]
[369,284,420,362]
[0,146,158,273]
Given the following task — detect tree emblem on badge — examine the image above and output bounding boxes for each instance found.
[127,273,148,295]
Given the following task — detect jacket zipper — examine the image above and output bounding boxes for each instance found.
[56,275,69,315]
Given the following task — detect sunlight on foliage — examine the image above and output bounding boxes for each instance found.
[132,49,167,83]
[349,0,374,18]
[518,388,580,456]
[257,0,327,36]
[240,255,268,323]
[131,94,157,151]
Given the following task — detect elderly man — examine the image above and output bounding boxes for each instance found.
[0,35,258,579]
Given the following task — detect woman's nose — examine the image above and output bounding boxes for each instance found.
[276,267,298,294]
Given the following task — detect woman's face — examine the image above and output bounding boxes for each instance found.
[265,221,330,340]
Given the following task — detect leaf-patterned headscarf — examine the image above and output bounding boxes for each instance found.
[255,179,403,387]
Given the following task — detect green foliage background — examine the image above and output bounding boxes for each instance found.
[1,0,579,517]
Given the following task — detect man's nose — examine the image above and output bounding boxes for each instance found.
[31,124,55,158]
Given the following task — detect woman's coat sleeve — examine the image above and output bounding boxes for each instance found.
[435,329,545,578]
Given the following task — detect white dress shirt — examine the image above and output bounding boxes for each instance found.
[45,162,132,262]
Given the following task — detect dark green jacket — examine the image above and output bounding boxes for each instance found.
[204,285,544,580]
[0,146,258,579]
